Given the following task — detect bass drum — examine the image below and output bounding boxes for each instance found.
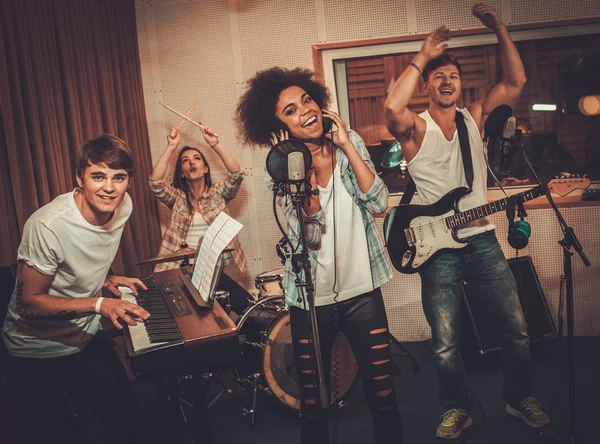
[235,296,358,411]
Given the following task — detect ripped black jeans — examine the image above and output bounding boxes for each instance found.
[289,287,403,444]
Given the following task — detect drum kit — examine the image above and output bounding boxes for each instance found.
[137,247,360,424]
[235,269,358,415]
[207,267,358,426]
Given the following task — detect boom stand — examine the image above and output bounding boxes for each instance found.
[514,143,591,444]
[291,194,329,409]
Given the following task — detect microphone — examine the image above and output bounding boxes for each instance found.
[499,116,517,173]
[484,105,517,174]
[265,139,312,201]
[287,150,307,196]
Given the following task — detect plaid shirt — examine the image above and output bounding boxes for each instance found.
[268,130,392,308]
[149,171,247,273]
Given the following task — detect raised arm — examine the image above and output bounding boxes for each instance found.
[468,4,527,126]
[199,124,241,173]
[149,127,180,181]
[15,262,150,330]
[385,26,450,162]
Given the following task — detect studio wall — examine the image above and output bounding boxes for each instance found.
[135,0,600,340]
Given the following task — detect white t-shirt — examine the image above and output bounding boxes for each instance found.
[1,189,132,358]
[407,108,494,238]
[315,164,373,306]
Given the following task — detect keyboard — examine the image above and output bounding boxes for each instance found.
[121,268,241,380]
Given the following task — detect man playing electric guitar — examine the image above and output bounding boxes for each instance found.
[384,3,550,440]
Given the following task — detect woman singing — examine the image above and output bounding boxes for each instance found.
[236,67,403,444]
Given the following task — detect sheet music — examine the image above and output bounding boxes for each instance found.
[191,211,243,302]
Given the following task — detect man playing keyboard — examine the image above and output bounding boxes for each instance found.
[1,134,149,444]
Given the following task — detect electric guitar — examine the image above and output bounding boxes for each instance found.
[384,176,591,274]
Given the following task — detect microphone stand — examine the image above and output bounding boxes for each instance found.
[288,181,329,410]
[513,141,591,444]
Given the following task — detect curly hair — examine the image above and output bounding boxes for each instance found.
[422,53,462,82]
[172,146,212,214]
[236,67,331,147]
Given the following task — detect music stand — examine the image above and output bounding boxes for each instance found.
[177,238,226,309]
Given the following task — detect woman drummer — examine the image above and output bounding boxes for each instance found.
[149,123,251,316]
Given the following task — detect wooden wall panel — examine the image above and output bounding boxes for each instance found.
[345,34,600,173]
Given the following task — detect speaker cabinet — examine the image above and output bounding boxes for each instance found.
[460,256,557,356]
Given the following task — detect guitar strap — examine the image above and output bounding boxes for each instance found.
[399,109,473,205]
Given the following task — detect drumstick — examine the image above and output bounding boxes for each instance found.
[160,102,205,131]
[176,100,198,130]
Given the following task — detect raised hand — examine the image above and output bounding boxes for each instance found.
[472,3,503,30]
[166,127,180,149]
[200,124,220,148]
[321,109,350,148]
[420,26,451,60]
[270,129,289,146]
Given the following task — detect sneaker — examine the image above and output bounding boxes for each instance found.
[436,408,473,439]
[506,396,551,428]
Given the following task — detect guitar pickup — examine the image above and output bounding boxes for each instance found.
[405,227,416,246]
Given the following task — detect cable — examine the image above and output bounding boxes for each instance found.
[549,274,568,421]
[459,388,486,444]
[272,182,295,251]
[558,274,565,339]
[549,362,568,421]
[329,133,341,444]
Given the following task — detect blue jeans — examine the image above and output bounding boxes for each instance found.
[419,231,532,410]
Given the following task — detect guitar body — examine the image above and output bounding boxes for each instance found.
[385,187,472,274]
[384,176,589,274]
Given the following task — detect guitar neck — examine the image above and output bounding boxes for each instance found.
[446,185,544,229]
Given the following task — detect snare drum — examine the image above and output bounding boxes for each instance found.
[235,296,358,411]
[254,268,285,298]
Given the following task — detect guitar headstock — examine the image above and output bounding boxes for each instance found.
[548,174,591,197]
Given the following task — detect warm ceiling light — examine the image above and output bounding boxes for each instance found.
[532,104,557,111]
[578,95,600,116]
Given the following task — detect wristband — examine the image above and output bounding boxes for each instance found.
[94,297,105,314]
[410,62,424,76]
[209,141,219,148]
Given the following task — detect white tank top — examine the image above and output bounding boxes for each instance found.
[407,108,494,238]
[315,164,373,306]
[186,211,209,250]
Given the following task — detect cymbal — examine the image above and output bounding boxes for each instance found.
[137,247,197,266]
[137,247,234,266]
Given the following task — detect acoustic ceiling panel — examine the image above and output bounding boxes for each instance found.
[414,0,503,34]
[510,0,600,24]
[323,0,410,42]
[153,1,242,164]
[237,0,319,80]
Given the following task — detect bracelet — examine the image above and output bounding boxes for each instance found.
[209,141,219,148]
[410,62,424,76]
[94,297,105,314]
